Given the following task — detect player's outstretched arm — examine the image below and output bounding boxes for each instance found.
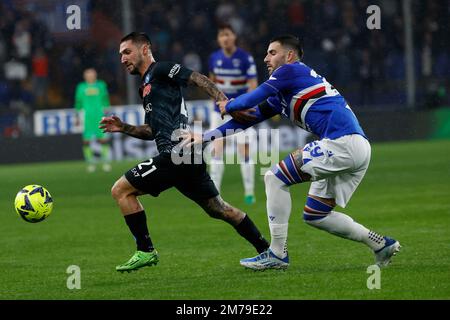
[218,84,277,116]
[205,102,279,141]
[180,102,279,148]
[99,115,153,140]
[188,71,228,102]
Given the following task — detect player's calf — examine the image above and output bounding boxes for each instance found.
[197,196,269,254]
[111,176,144,215]
[197,195,244,225]
[303,196,334,224]
[303,196,367,241]
[303,195,401,266]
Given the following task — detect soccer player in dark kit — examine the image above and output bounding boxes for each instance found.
[99,32,269,272]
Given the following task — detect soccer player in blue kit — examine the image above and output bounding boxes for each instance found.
[208,24,258,204]
[190,35,401,270]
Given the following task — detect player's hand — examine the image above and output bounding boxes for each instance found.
[217,99,232,119]
[179,131,203,149]
[229,108,257,124]
[99,115,124,133]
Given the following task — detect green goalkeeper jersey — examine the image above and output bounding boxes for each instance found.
[75,80,110,139]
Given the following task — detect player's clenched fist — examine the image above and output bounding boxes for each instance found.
[99,115,124,133]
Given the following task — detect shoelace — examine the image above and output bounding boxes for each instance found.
[255,251,270,261]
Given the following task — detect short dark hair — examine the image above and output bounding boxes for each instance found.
[120,32,152,46]
[217,23,235,34]
[270,34,304,60]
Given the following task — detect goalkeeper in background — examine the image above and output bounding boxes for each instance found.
[75,68,112,172]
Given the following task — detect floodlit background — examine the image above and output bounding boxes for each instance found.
[0,0,449,300]
[1,0,449,142]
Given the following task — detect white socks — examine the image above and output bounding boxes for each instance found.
[305,211,386,251]
[210,155,255,197]
[209,158,224,193]
[264,170,387,257]
[265,171,291,258]
[240,160,255,196]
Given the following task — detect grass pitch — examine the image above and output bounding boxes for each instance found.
[0,139,449,299]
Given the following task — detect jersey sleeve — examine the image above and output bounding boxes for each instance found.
[204,105,276,142]
[225,83,277,112]
[153,61,193,87]
[245,55,257,79]
[262,64,294,93]
[266,95,282,109]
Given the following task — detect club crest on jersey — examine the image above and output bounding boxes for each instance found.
[145,103,152,113]
[232,59,240,67]
[142,84,152,97]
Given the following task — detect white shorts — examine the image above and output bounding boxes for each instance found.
[210,111,257,145]
[300,134,371,208]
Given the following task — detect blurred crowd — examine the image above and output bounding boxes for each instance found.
[0,0,449,137]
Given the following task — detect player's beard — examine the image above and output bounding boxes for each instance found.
[129,58,143,75]
[129,64,140,75]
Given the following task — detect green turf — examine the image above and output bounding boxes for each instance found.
[0,139,449,299]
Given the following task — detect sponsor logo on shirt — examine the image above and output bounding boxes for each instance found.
[168,64,181,78]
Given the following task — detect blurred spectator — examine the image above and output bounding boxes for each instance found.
[171,41,185,64]
[4,57,27,81]
[12,20,32,63]
[0,34,7,65]
[288,0,306,35]
[183,51,202,72]
[215,1,235,22]
[31,47,49,108]
[359,49,374,107]
[0,0,449,139]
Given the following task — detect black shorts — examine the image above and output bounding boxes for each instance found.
[124,152,219,202]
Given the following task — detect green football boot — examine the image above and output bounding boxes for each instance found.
[116,250,159,273]
[244,194,256,205]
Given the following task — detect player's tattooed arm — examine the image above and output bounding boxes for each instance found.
[188,71,228,102]
[122,123,154,140]
[99,115,153,140]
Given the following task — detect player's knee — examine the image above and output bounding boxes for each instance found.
[270,154,311,187]
[303,196,334,225]
[111,178,129,202]
[111,181,122,201]
[264,170,276,184]
[264,169,283,186]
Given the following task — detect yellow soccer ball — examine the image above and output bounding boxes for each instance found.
[14,185,53,223]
